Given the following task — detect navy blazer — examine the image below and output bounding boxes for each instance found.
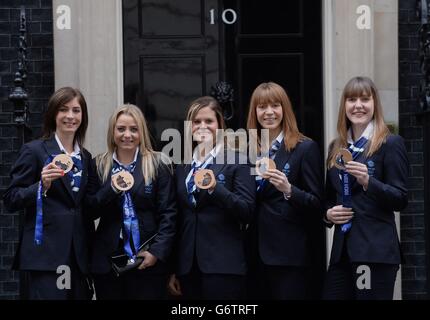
[3,136,93,273]
[255,139,324,266]
[175,152,256,276]
[326,134,408,265]
[87,154,177,275]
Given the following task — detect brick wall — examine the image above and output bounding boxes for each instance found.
[0,0,53,299]
[399,0,428,299]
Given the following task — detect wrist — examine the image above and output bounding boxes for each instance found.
[363,175,369,191]
[283,183,292,200]
[41,183,49,196]
[323,210,331,223]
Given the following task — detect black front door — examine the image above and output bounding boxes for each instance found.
[123,0,221,147]
[123,0,323,147]
[123,0,325,298]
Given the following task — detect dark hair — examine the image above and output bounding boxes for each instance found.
[185,96,226,130]
[185,96,226,149]
[42,87,88,146]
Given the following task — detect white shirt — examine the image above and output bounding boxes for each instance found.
[55,133,80,155]
[347,120,374,145]
[113,148,139,168]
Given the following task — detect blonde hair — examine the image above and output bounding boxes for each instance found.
[246,82,306,151]
[327,76,390,168]
[96,104,171,183]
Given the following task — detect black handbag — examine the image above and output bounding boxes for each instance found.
[111,233,158,277]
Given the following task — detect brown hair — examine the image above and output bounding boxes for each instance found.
[185,96,226,149]
[327,76,390,168]
[246,82,306,151]
[42,87,88,146]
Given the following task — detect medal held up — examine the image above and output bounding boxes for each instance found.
[52,154,74,173]
[255,157,276,177]
[194,168,216,190]
[112,170,134,192]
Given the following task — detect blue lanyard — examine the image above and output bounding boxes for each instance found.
[339,136,369,233]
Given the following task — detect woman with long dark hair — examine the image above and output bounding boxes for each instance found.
[4,87,94,299]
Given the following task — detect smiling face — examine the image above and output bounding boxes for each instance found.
[345,94,375,129]
[55,97,82,136]
[114,114,140,152]
[255,101,283,132]
[192,106,219,144]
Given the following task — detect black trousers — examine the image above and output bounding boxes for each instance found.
[247,258,308,300]
[93,269,168,300]
[323,250,399,300]
[24,254,92,300]
[178,261,245,300]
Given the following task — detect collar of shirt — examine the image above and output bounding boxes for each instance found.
[272,131,284,146]
[55,132,80,156]
[192,143,223,167]
[260,131,284,157]
[113,148,139,168]
[347,120,374,145]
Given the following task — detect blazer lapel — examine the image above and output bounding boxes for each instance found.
[196,162,226,207]
[350,151,368,192]
[130,154,145,198]
[329,168,343,195]
[261,139,293,194]
[179,164,195,209]
[43,136,75,202]
[75,150,88,205]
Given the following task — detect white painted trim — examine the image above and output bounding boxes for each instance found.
[116,0,124,106]
[323,0,336,270]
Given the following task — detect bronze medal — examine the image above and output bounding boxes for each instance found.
[194,169,216,190]
[52,154,74,173]
[255,157,276,177]
[112,170,135,191]
[334,148,353,170]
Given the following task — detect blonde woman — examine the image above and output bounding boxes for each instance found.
[168,96,255,299]
[323,76,408,299]
[88,104,176,299]
[246,82,324,299]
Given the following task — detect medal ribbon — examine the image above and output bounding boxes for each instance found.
[112,160,140,259]
[34,155,55,245]
[339,136,369,233]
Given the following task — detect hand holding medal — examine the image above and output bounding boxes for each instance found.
[41,154,74,192]
[112,170,135,192]
[334,148,352,170]
[255,157,276,178]
[194,169,216,191]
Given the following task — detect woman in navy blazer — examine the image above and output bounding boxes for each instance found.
[323,76,408,300]
[246,82,324,299]
[3,87,94,299]
[168,96,255,300]
[87,104,176,300]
